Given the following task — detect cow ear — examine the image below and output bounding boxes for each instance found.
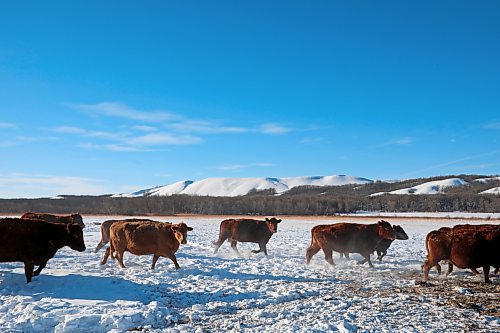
[265,218,270,222]
[277,219,282,223]
[187,226,193,231]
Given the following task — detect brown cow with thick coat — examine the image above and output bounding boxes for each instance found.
[94,218,159,252]
[213,217,282,256]
[101,221,193,269]
[0,218,86,283]
[21,212,85,228]
[340,224,409,261]
[306,221,396,267]
[423,224,500,281]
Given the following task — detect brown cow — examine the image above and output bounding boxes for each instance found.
[213,217,282,256]
[306,221,396,267]
[423,225,500,283]
[0,218,86,283]
[94,218,159,252]
[424,224,500,278]
[340,224,409,261]
[21,212,85,228]
[101,221,193,269]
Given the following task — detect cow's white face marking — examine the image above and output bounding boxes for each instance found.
[174,230,186,244]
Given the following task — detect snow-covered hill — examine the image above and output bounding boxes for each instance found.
[370,178,469,196]
[480,187,500,195]
[114,175,373,198]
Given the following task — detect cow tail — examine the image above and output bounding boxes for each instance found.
[212,221,226,245]
[309,227,319,248]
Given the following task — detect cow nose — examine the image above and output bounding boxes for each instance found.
[182,240,187,244]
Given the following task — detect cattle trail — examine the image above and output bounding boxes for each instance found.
[0,216,498,332]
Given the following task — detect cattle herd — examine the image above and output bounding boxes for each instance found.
[0,213,498,285]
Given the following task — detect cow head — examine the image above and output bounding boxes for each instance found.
[393,225,409,240]
[265,217,281,234]
[66,224,86,252]
[70,213,85,228]
[377,220,396,240]
[172,222,193,245]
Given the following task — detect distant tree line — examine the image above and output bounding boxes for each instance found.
[1,174,499,216]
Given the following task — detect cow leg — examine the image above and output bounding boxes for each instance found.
[483,266,491,284]
[101,247,111,265]
[230,240,240,256]
[359,253,373,267]
[252,242,268,255]
[445,262,453,276]
[95,240,106,253]
[323,248,335,266]
[166,253,180,269]
[115,251,126,268]
[213,233,229,254]
[151,255,160,270]
[377,250,387,261]
[423,259,440,281]
[24,262,35,283]
[33,261,47,277]
[306,244,321,265]
[471,268,480,275]
[340,253,350,260]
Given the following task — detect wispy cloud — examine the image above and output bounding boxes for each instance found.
[300,137,325,144]
[74,102,179,123]
[258,123,293,135]
[53,126,86,134]
[0,173,108,198]
[167,120,247,134]
[133,125,157,132]
[217,162,274,171]
[0,122,17,129]
[127,133,202,146]
[484,121,500,129]
[78,142,140,152]
[400,149,500,177]
[373,137,414,148]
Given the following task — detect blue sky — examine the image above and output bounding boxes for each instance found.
[1,1,499,198]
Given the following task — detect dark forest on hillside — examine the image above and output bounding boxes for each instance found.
[1,175,499,216]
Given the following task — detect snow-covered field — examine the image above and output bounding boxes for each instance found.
[0,215,499,332]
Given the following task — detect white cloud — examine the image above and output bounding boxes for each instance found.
[0,122,17,129]
[0,173,108,198]
[167,120,247,134]
[133,125,157,132]
[258,123,293,135]
[53,126,87,134]
[373,137,414,148]
[484,121,500,129]
[217,162,274,171]
[74,102,179,123]
[127,133,203,146]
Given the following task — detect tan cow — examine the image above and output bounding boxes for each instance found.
[101,221,193,269]
[94,218,159,252]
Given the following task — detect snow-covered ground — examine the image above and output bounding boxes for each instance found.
[0,215,499,332]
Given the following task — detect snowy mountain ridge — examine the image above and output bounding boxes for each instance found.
[114,175,373,198]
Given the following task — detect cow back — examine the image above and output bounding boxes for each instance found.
[111,221,178,256]
[227,219,272,243]
[0,218,85,264]
[450,228,500,269]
